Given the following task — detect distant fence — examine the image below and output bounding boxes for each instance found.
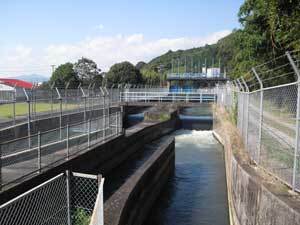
[223,51,300,192]
[0,86,120,129]
[0,111,122,190]
[120,87,219,103]
[0,171,104,225]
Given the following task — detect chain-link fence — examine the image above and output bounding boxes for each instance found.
[0,171,104,225]
[229,51,300,192]
[0,86,116,129]
[0,110,122,190]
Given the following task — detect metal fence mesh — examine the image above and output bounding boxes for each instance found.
[0,171,102,225]
[261,84,297,186]
[232,51,300,191]
[0,174,68,225]
[71,174,99,225]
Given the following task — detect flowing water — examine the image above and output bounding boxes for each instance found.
[144,106,229,225]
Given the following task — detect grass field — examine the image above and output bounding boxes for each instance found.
[0,102,77,118]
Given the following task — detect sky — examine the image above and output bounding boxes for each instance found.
[0,0,244,77]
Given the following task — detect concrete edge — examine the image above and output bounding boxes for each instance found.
[104,136,175,225]
[212,131,235,225]
[213,128,300,225]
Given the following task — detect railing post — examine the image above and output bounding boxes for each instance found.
[237,79,245,135]
[67,124,69,160]
[84,96,87,123]
[120,106,123,134]
[38,131,41,173]
[106,87,110,134]
[100,87,106,141]
[88,119,91,148]
[51,88,54,117]
[23,88,31,149]
[13,90,16,125]
[252,68,264,164]
[241,77,250,150]
[0,144,2,190]
[66,170,72,225]
[287,51,300,191]
[56,88,63,140]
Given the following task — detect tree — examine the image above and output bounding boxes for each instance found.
[136,61,147,70]
[50,62,79,88]
[73,57,102,86]
[106,61,143,85]
[141,69,160,85]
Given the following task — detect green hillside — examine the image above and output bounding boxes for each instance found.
[141,0,300,85]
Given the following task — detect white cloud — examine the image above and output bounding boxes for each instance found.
[0,30,231,77]
[94,24,104,30]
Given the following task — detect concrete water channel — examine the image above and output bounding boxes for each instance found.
[103,106,229,225]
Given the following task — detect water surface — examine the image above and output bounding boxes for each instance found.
[145,130,229,225]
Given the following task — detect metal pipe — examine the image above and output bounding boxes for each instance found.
[287,51,300,191]
[252,68,264,164]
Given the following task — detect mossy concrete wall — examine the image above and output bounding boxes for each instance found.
[213,106,300,225]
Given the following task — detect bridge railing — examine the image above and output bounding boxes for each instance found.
[120,91,216,103]
[228,51,300,192]
[167,72,226,79]
[0,171,104,225]
[0,110,122,190]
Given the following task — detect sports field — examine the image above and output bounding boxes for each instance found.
[0,102,77,118]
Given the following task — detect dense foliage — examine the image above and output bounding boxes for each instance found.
[47,58,102,88]
[106,61,143,86]
[50,62,79,88]
[73,57,102,86]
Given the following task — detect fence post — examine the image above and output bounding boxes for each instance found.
[105,87,110,135]
[0,144,2,190]
[99,87,105,141]
[237,79,245,135]
[56,88,63,140]
[67,124,69,160]
[287,51,300,191]
[23,88,31,149]
[13,87,16,125]
[252,68,264,164]
[241,77,250,150]
[66,170,72,225]
[38,131,41,173]
[88,119,91,148]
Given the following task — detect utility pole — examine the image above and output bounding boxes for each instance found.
[185,56,187,73]
[51,65,56,75]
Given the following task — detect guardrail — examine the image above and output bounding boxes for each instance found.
[120,91,217,103]
[167,72,226,80]
[0,171,104,225]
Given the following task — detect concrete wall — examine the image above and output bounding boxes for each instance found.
[104,136,175,225]
[213,107,300,225]
[0,114,179,204]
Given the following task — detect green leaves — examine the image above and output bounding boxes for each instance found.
[106,61,143,86]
